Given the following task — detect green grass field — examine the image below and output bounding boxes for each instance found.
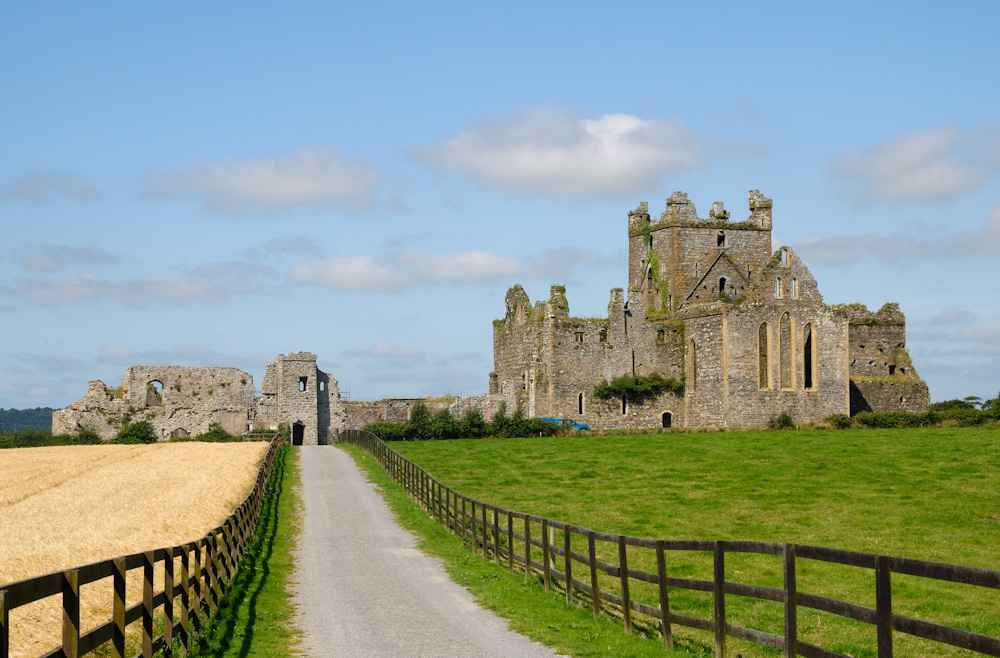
[389,427,1000,657]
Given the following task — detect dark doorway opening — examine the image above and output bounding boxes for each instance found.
[662,412,672,428]
[292,422,304,446]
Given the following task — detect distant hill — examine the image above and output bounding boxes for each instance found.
[0,408,56,432]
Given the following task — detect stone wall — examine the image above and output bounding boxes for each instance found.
[490,189,927,430]
[52,366,255,440]
[257,352,346,445]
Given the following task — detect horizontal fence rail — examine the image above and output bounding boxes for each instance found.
[0,433,284,658]
[339,429,1000,658]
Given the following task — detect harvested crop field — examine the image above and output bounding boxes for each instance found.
[0,441,270,658]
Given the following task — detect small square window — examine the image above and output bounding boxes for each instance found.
[575,331,585,344]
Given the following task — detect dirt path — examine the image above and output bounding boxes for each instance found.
[293,445,564,657]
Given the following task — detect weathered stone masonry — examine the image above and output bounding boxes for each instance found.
[491,190,929,429]
[54,189,929,439]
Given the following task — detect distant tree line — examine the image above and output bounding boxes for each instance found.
[364,402,558,441]
[0,407,56,432]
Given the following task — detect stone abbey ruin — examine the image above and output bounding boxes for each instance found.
[53,189,928,442]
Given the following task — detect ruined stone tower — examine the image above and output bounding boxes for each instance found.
[257,352,346,444]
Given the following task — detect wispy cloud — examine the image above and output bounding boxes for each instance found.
[795,206,1000,264]
[18,244,123,272]
[289,247,612,291]
[150,149,381,215]
[343,341,427,368]
[829,126,1000,203]
[415,107,701,198]
[1,172,101,203]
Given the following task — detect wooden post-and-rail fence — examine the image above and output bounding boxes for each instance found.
[0,432,284,658]
[339,429,1000,658]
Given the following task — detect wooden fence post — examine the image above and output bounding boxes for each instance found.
[111,558,126,658]
[876,555,893,658]
[143,552,154,658]
[180,547,190,650]
[524,517,532,581]
[461,498,468,546]
[471,500,478,549]
[783,544,797,658]
[589,531,600,618]
[507,513,514,573]
[62,569,80,658]
[192,542,202,631]
[481,504,488,559]
[164,549,174,657]
[542,519,551,592]
[564,529,573,605]
[656,540,673,650]
[0,589,8,658]
[493,508,501,565]
[714,542,726,658]
[208,535,220,615]
[618,536,631,634]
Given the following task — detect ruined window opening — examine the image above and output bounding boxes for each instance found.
[747,265,751,279]
[888,364,896,376]
[621,395,627,415]
[792,278,798,298]
[758,323,769,390]
[719,277,727,298]
[578,393,584,415]
[662,412,672,428]
[779,312,792,389]
[599,328,607,343]
[689,339,697,393]
[695,263,699,278]
[299,376,307,392]
[656,329,666,344]
[717,231,725,247]
[775,278,782,298]
[575,331,584,344]
[803,323,815,389]
[668,294,673,311]
[147,380,164,406]
[319,380,326,392]
[780,249,788,267]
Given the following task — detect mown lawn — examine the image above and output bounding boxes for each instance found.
[390,427,1000,657]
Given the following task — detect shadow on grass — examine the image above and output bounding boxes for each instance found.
[187,446,288,658]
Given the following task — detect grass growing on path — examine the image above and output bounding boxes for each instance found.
[387,427,1000,657]
[341,443,708,658]
[187,445,303,658]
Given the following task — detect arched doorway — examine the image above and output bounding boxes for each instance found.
[292,422,305,446]
[662,412,672,428]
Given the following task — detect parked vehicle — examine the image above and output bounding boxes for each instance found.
[538,417,590,431]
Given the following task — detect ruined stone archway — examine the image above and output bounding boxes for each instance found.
[292,422,305,446]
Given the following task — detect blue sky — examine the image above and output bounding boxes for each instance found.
[2,2,999,409]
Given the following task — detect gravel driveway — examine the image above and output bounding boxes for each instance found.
[292,445,565,657]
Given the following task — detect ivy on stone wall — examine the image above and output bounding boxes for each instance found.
[593,373,684,402]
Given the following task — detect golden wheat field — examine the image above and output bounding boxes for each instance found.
[0,441,270,658]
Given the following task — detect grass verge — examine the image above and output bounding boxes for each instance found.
[186,445,302,657]
[340,443,707,658]
[389,428,1000,657]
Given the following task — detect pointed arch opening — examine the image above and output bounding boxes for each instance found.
[758,323,769,390]
[779,312,792,389]
[803,323,815,390]
[578,392,585,415]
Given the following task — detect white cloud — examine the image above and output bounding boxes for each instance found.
[415,107,701,198]
[2,172,101,203]
[10,274,231,306]
[829,127,997,203]
[289,246,612,291]
[18,244,122,272]
[97,345,225,366]
[151,149,381,215]
[343,342,427,368]
[930,307,977,326]
[795,205,1000,264]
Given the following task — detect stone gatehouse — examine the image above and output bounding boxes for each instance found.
[489,190,929,429]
